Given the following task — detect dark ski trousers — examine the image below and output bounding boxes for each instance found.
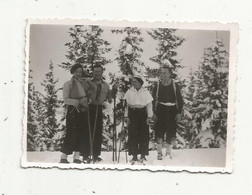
[61,105,88,155]
[128,107,149,156]
[155,104,177,144]
[88,104,103,158]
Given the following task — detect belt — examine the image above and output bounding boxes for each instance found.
[159,102,176,106]
[128,106,146,110]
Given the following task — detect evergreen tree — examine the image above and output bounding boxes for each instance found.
[27,70,47,151]
[112,27,145,77]
[59,25,112,73]
[110,27,145,95]
[147,28,185,82]
[178,69,198,148]
[53,99,66,151]
[191,40,229,148]
[32,90,47,151]
[27,70,38,151]
[40,61,61,151]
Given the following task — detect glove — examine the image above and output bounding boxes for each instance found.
[79,97,88,107]
[73,99,80,107]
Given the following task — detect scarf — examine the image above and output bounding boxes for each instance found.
[69,76,87,112]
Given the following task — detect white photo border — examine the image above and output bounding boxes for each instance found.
[22,19,238,173]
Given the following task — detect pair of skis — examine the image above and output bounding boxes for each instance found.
[114,98,128,164]
[87,103,99,164]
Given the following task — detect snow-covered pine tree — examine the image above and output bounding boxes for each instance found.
[111,27,145,97]
[27,70,38,151]
[27,72,47,151]
[32,90,47,151]
[40,61,61,151]
[53,98,65,151]
[27,69,48,151]
[59,25,112,73]
[147,28,185,83]
[191,40,229,148]
[178,68,199,148]
[112,27,145,78]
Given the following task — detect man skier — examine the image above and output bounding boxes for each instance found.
[85,64,110,163]
[152,64,184,160]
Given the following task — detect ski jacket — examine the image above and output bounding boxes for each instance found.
[86,78,110,105]
[63,77,88,107]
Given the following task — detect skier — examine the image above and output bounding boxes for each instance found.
[85,64,110,163]
[124,75,153,164]
[152,65,184,160]
[60,64,89,164]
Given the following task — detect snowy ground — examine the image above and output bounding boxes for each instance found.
[26,148,226,168]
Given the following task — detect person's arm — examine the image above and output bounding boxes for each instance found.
[146,102,153,125]
[146,102,153,118]
[124,103,128,118]
[79,96,88,107]
[176,83,184,114]
[63,82,79,106]
[123,91,130,124]
[123,91,129,117]
[152,82,157,112]
[107,84,113,103]
[152,82,158,122]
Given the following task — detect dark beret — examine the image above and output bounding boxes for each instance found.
[70,64,83,74]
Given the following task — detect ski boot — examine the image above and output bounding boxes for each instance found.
[139,156,147,165]
[93,156,102,163]
[83,156,92,164]
[59,158,70,164]
[73,159,82,164]
[130,155,138,165]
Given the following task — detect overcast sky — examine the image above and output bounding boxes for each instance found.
[29,24,230,94]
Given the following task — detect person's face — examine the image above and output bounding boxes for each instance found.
[131,78,141,90]
[93,67,103,80]
[160,68,171,81]
[73,67,83,79]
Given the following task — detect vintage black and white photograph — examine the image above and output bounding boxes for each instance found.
[23,20,236,172]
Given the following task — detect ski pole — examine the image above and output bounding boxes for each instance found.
[111,82,118,162]
[91,104,99,164]
[117,136,122,163]
[113,95,116,162]
[117,118,124,163]
[125,148,128,163]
